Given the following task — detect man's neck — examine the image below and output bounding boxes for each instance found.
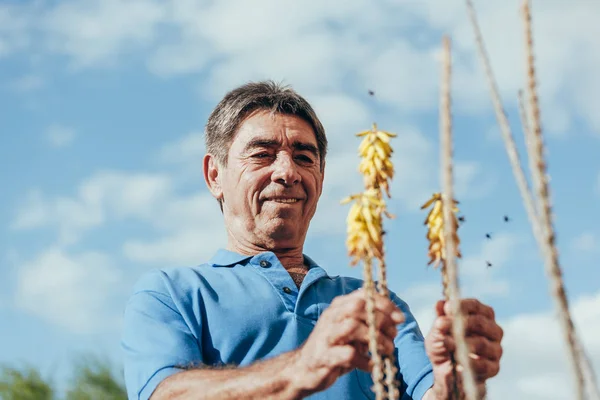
[226,239,309,288]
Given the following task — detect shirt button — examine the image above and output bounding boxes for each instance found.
[282,286,292,294]
[259,260,271,268]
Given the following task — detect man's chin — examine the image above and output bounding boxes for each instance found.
[264,221,304,244]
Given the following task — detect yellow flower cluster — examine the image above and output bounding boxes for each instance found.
[420,193,462,268]
[357,123,396,197]
[341,188,393,266]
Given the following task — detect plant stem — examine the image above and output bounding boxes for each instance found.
[521,2,587,399]
[376,259,399,400]
[465,0,541,247]
[364,258,385,400]
[440,35,480,400]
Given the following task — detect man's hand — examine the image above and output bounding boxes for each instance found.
[424,299,504,399]
[291,288,405,396]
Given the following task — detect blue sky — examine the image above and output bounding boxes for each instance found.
[1,0,599,398]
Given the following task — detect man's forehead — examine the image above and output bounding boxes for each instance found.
[234,113,318,148]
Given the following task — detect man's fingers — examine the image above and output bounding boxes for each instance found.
[443,299,495,320]
[325,342,380,374]
[331,318,368,345]
[348,342,374,372]
[433,315,452,334]
[331,318,396,356]
[432,314,503,344]
[339,290,404,324]
[435,300,445,317]
[469,355,501,380]
[443,336,503,362]
[468,336,503,361]
[465,315,504,342]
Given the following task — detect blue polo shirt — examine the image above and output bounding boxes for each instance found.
[121,249,434,399]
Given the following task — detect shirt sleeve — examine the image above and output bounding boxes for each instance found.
[121,269,203,400]
[390,291,434,400]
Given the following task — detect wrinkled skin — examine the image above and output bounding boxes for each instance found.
[203,110,324,263]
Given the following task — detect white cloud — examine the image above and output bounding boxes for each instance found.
[124,227,226,267]
[308,93,371,148]
[122,192,227,266]
[571,232,599,254]
[42,0,165,69]
[1,1,598,135]
[15,247,123,334]
[11,171,172,245]
[11,189,104,244]
[158,131,206,181]
[45,124,76,147]
[488,290,600,400]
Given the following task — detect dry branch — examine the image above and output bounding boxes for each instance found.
[521,1,587,398]
[464,0,597,398]
[465,0,541,245]
[376,260,400,400]
[440,36,480,400]
[363,259,385,400]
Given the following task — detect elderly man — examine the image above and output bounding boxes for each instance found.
[121,81,503,400]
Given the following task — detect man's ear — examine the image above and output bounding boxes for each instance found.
[203,153,223,201]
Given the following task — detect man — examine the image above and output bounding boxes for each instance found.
[121,81,503,399]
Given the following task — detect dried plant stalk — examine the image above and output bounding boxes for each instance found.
[421,192,464,400]
[521,1,587,398]
[467,0,599,397]
[517,90,535,173]
[343,124,399,399]
[376,260,399,400]
[465,0,541,246]
[363,259,385,400]
[578,338,600,400]
[440,36,480,400]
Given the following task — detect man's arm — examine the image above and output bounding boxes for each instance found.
[149,290,404,399]
[122,270,402,400]
[150,350,306,400]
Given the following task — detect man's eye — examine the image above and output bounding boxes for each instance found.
[296,155,314,163]
[252,153,271,158]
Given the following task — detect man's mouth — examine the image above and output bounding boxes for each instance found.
[265,197,302,204]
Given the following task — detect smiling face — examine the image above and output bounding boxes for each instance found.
[204,110,325,252]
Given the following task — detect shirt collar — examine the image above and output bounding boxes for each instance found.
[207,248,325,272]
[207,249,254,267]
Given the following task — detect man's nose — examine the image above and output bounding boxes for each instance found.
[271,154,301,186]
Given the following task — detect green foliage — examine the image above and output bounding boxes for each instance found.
[64,355,126,400]
[0,355,126,400]
[0,364,54,400]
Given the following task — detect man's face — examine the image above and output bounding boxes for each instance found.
[212,110,324,250]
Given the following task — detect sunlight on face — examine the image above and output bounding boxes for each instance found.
[220,110,325,250]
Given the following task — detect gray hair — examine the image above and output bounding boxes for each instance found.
[204,80,328,170]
